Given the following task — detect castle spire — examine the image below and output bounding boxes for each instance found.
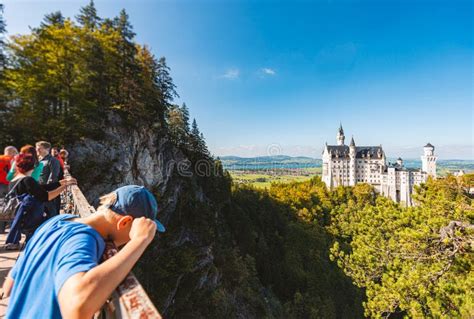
[350,136,355,147]
[336,123,345,145]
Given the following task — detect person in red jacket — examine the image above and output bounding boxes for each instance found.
[51,147,65,171]
[0,146,18,186]
[0,146,19,233]
[59,149,69,170]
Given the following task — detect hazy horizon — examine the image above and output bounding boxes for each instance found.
[215,143,473,160]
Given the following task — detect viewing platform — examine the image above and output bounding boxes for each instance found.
[0,233,18,318]
[0,171,162,318]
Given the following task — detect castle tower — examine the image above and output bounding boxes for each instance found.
[336,123,345,145]
[378,145,386,172]
[349,136,356,186]
[421,143,437,178]
[397,157,403,167]
[322,143,332,188]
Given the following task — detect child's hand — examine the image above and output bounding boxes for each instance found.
[129,217,156,245]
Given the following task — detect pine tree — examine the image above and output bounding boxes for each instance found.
[181,103,190,134]
[114,9,136,41]
[111,9,140,112]
[40,11,65,28]
[156,56,178,103]
[167,105,187,145]
[190,118,200,152]
[191,118,200,137]
[190,118,209,155]
[80,23,108,118]
[100,18,114,29]
[0,4,6,70]
[76,0,101,30]
[199,132,209,156]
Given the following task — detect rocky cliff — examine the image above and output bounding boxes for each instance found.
[69,116,281,318]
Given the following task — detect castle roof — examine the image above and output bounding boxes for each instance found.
[384,164,422,173]
[349,136,355,147]
[325,145,384,159]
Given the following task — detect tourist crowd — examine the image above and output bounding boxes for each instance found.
[0,139,166,318]
[0,142,76,249]
[0,144,165,318]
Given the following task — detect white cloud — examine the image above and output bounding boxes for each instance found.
[261,68,276,76]
[221,68,240,79]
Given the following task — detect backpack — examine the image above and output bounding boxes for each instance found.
[0,177,25,221]
[19,194,47,231]
[6,193,47,244]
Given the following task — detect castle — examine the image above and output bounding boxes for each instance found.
[322,125,437,206]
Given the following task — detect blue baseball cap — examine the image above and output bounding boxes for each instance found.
[109,185,165,232]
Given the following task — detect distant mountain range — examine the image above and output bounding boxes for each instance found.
[220,155,474,173]
[220,155,320,164]
[219,155,321,170]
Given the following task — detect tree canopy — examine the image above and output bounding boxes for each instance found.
[0,1,182,147]
[267,175,473,318]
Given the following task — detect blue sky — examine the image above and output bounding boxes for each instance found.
[3,0,473,159]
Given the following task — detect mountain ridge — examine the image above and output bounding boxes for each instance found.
[220,155,474,172]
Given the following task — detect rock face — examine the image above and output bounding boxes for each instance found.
[69,117,278,318]
[71,122,188,227]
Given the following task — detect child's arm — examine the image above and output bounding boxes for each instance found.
[1,275,14,299]
[57,217,156,319]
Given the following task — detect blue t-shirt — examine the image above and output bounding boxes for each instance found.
[7,214,105,318]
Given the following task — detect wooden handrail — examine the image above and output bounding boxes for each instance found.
[62,169,162,319]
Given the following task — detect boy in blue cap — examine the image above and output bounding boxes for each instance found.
[2,185,165,319]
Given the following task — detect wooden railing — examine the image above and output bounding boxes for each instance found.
[62,169,162,319]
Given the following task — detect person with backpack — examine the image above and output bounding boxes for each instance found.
[4,145,47,238]
[36,141,62,218]
[4,153,76,249]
